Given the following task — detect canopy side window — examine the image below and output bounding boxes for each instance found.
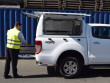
[44,19,81,35]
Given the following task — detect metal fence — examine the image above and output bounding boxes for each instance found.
[0,8,110,57]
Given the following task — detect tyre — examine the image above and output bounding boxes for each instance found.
[47,66,57,76]
[59,57,82,78]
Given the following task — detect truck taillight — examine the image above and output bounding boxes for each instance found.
[35,41,42,54]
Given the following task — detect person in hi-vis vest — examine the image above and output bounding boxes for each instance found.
[4,22,28,79]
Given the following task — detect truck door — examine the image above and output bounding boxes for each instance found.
[90,26,110,64]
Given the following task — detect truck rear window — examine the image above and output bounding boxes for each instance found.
[44,19,81,35]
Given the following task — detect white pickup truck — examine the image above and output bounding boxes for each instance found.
[23,12,110,78]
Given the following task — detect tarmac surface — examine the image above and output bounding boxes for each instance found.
[1,59,110,83]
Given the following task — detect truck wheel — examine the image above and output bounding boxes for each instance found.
[59,57,82,78]
[47,66,57,76]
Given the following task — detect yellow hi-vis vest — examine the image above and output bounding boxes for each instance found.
[7,28,21,49]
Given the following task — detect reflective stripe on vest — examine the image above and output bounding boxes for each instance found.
[7,39,21,42]
[7,28,21,49]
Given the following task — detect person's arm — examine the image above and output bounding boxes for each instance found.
[18,32,28,47]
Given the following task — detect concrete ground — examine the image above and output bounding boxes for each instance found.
[1,59,110,83]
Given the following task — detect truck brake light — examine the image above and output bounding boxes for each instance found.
[35,41,42,54]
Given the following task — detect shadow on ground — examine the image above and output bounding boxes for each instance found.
[23,69,110,79]
[23,74,57,78]
[78,69,110,79]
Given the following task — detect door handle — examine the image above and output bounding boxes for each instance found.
[77,39,81,41]
[93,42,100,44]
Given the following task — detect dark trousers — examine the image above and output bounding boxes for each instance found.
[4,48,20,76]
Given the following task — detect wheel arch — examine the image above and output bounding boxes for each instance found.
[56,50,85,66]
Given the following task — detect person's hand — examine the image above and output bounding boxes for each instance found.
[23,42,28,47]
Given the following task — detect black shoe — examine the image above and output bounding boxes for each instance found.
[13,75,23,78]
[4,75,12,79]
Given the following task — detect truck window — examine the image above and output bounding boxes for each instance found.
[92,27,110,39]
[44,19,81,35]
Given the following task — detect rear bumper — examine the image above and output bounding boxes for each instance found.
[35,54,56,66]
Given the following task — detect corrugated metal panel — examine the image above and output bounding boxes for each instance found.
[0,8,110,57]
